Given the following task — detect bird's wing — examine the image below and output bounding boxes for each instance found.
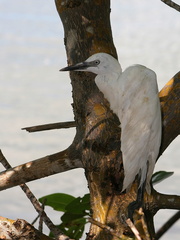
[119,65,161,193]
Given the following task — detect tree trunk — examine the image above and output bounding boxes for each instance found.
[55,1,139,239]
[0,1,179,239]
[55,1,179,239]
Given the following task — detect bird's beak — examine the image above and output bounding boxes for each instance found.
[60,61,90,72]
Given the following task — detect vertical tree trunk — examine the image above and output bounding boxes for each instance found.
[0,1,179,239]
[55,1,138,239]
[55,1,180,239]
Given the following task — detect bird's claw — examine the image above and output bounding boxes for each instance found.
[128,200,141,221]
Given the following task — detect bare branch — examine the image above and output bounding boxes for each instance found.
[0,150,72,240]
[155,210,180,239]
[157,193,180,210]
[0,148,82,191]
[38,199,45,232]
[19,184,71,239]
[149,190,180,212]
[161,0,180,12]
[22,121,76,133]
[126,218,142,240]
[0,217,52,240]
[159,71,180,156]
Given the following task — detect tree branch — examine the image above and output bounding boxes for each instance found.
[161,0,180,12]
[0,148,82,191]
[0,150,71,240]
[126,218,142,240]
[22,121,76,133]
[155,210,180,239]
[145,189,180,214]
[155,192,180,210]
[0,217,52,240]
[159,71,180,156]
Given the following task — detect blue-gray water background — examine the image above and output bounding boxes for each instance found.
[0,0,179,238]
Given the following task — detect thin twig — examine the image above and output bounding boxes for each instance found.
[161,0,180,12]
[126,218,142,240]
[155,210,180,239]
[22,121,76,132]
[31,214,40,225]
[39,198,46,233]
[0,149,71,240]
[88,218,121,239]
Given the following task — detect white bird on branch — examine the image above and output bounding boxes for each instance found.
[60,52,162,219]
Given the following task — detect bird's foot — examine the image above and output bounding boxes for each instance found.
[128,200,142,222]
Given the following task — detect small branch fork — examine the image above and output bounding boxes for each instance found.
[89,212,150,240]
[88,218,122,239]
[0,150,71,240]
[161,0,180,12]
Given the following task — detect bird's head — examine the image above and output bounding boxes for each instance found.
[60,52,122,75]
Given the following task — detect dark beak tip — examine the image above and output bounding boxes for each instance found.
[59,67,68,71]
[59,62,88,72]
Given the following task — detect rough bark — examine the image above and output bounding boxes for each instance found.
[55,0,180,239]
[0,148,82,191]
[55,1,124,239]
[0,1,179,239]
[0,217,51,240]
[158,71,180,155]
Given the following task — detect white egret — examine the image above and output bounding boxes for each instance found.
[60,53,162,219]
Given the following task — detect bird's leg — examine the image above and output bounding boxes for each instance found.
[128,180,146,221]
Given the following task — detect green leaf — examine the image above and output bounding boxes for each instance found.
[58,217,86,239]
[81,193,90,209]
[39,193,75,212]
[49,218,86,240]
[65,193,90,214]
[152,171,174,185]
[61,212,86,223]
[40,193,90,239]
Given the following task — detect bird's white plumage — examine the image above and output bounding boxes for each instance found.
[117,65,161,193]
[61,53,162,194]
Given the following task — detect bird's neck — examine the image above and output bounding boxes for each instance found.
[95,72,120,92]
[95,72,121,115]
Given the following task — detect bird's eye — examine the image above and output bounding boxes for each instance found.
[94,60,100,65]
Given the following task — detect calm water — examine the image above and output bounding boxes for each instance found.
[0,0,179,238]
